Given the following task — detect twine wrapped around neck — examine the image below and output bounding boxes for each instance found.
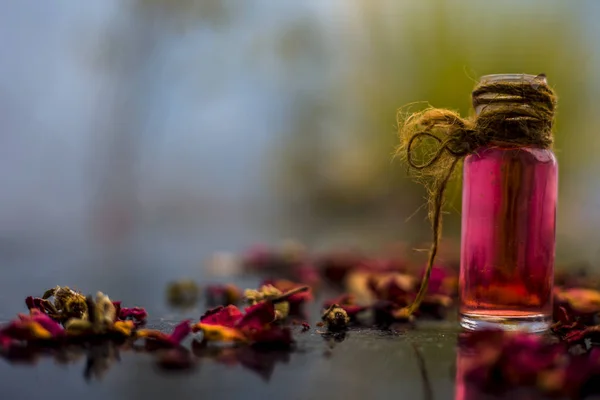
[395,75,557,318]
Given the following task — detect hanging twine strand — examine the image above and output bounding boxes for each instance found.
[395,75,557,318]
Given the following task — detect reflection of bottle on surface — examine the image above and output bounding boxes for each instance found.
[455,344,503,400]
[459,74,558,333]
[454,342,544,400]
[454,345,472,400]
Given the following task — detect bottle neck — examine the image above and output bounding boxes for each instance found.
[470,73,554,147]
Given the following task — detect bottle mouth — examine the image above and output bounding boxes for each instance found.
[479,73,547,85]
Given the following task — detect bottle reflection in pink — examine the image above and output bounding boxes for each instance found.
[454,345,482,400]
[459,74,558,332]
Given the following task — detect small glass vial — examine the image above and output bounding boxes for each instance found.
[459,74,558,332]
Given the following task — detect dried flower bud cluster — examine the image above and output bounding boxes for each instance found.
[245,284,290,320]
[321,304,350,331]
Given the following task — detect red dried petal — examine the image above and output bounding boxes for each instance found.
[119,307,148,323]
[418,265,455,295]
[112,301,122,320]
[238,302,275,331]
[200,305,243,328]
[553,305,572,325]
[192,323,247,342]
[139,320,191,347]
[0,332,11,348]
[24,297,57,316]
[0,320,53,343]
[196,303,278,344]
[20,310,64,337]
[169,320,192,345]
[563,326,600,345]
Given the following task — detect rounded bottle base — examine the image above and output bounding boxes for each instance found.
[459,313,551,333]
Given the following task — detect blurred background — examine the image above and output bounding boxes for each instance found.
[1,0,600,312]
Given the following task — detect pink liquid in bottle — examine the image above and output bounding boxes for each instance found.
[459,145,557,332]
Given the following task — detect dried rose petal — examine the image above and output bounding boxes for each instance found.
[111,320,136,337]
[0,320,53,345]
[119,307,148,324]
[418,264,456,296]
[194,303,276,344]
[553,305,573,325]
[25,297,60,321]
[200,305,244,328]
[194,301,287,345]
[238,302,276,331]
[563,326,600,345]
[138,320,191,348]
[551,306,588,342]
[192,323,248,343]
[19,310,64,337]
[0,309,67,347]
[112,300,147,325]
[112,301,122,320]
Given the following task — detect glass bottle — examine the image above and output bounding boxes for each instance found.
[459,74,558,332]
